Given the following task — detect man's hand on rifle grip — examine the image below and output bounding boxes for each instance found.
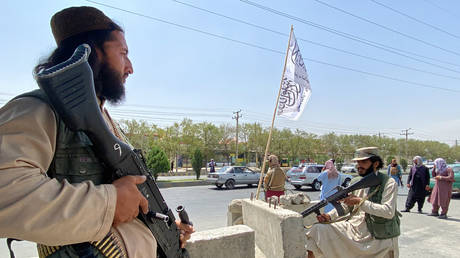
[341,194,361,206]
[175,220,195,248]
[316,213,331,223]
[112,175,149,227]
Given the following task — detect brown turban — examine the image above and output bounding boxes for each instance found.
[51,6,115,45]
[268,155,280,168]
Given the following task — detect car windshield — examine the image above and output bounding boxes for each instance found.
[292,167,304,173]
[217,166,231,173]
[305,166,322,173]
[452,166,460,173]
[287,167,298,173]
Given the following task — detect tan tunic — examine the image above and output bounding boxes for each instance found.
[306,176,399,258]
[264,167,286,191]
[0,97,156,257]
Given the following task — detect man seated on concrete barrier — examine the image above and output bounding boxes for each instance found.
[306,147,400,258]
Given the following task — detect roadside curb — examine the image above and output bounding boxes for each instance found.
[157,180,212,188]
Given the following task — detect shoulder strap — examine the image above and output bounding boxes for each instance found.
[6,238,20,258]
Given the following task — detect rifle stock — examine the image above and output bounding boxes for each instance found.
[35,44,190,258]
[301,172,381,217]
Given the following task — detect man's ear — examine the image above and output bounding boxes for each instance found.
[373,161,380,170]
[94,46,104,61]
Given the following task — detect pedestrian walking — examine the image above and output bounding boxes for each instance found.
[401,156,430,213]
[387,159,402,187]
[209,159,216,173]
[427,158,455,219]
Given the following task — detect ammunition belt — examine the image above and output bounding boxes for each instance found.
[37,231,126,258]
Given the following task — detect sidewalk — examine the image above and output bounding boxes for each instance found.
[156,175,210,188]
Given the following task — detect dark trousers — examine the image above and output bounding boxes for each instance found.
[405,188,425,211]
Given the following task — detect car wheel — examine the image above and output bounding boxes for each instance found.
[294,185,302,190]
[342,178,351,187]
[313,180,321,191]
[225,179,235,189]
[216,183,223,189]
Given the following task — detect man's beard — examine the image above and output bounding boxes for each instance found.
[358,164,375,177]
[94,62,125,105]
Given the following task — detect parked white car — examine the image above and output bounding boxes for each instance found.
[290,164,353,191]
[207,166,262,189]
[341,163,357,173]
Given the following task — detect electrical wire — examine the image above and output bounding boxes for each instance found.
[312,0,460,56]
[239,0,460,69]
[84,0,460,93]
[421,0,460,20]
[171,0,460,81]
[370,0,460,40]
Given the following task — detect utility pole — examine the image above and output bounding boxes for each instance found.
[400,128,414,159]
[233,110,242,164]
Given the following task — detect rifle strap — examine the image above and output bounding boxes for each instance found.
[304,185,380,229]
[7,238,19,258]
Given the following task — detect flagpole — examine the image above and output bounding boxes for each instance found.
[256,25,293,200]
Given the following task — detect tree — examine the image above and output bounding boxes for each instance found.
[335,157,344,171]
[386,156,396,167]
[196,122,220,170]
[119,119,157,150]
[400,158,408,172]
[146,145,169,179]
[192,148,203,180]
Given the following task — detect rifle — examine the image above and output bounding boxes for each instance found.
[35,44,190,258]
[301,172,381,217]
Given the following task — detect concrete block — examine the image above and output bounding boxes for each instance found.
[281,200,324,227]
[187,225,255,258]
[242,199,307,258]
[227,199,244,226]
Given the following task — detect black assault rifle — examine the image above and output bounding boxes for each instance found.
[35,44,190,258]
[301,172,381,217]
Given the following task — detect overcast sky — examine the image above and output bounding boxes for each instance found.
[2,0,460,145]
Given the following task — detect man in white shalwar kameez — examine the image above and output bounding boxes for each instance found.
[306,147,400,258]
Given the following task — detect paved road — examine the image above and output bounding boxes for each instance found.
[3,176,460,257]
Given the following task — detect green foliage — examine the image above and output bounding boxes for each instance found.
[446,157,455,164]
[400,158,408,172]
[145,145,169,179]
[191,148,203,180]
[386,156,396,166]
[119,118,460,169]
[335,157,344,171]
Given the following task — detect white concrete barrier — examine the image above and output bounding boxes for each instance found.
[186,225,255,258]
[242,199,307,258]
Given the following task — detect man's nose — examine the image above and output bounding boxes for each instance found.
[126,58,133,74]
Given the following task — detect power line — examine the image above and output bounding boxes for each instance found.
[370,0,460,40]
[84,0,460,93]
[239,0,460,69]
[171,0,460,81]
[421,0,460,20]
[312,0,460,56]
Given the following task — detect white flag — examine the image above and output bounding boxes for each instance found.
[277,31,311,120]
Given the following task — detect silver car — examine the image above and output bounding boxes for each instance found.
[289,164,353,191]
[341,163,357,173]
[207,166,262,189]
